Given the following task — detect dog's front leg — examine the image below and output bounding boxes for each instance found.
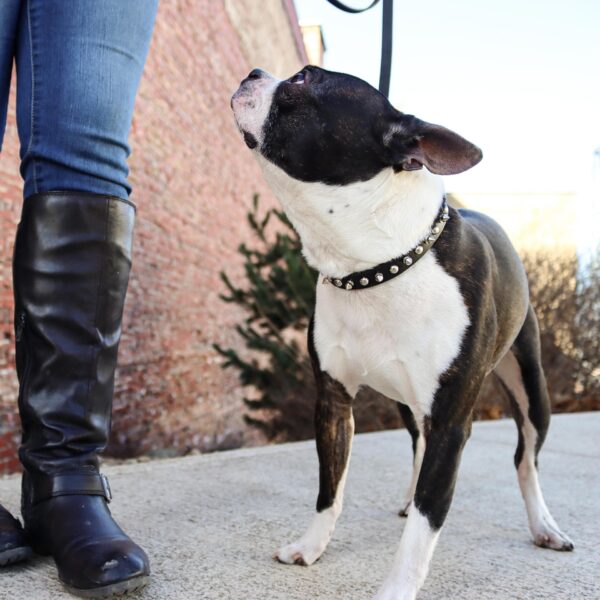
[276,369,354,566]
[374,415,472,600]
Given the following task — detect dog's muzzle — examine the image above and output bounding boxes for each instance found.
[231,68,279,149]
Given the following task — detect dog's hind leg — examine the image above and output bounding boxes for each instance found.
[275,320,354,566]
[494,304,573,551]
[397,403,425,517]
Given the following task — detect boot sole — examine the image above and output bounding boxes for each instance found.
[63,575,150,599]
[0,546,34,566]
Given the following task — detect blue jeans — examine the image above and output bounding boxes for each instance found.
[0,0,158,200]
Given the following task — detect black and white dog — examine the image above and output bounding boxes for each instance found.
[231,66,573,600]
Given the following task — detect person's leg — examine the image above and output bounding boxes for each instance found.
[0,0,21,150]
[0,0,33,569]
[16,0,157,199]
[12,1,158,597]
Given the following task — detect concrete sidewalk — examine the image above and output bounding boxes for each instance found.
[0,413,598,600]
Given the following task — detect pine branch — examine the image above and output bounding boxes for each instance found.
[214,195,319,440]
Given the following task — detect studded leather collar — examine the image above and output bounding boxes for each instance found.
[322,198,450,291]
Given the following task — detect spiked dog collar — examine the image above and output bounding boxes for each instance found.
[322,198,450,291]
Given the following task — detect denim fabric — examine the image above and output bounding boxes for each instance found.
[0,0,158,199]
[0,0,21,149]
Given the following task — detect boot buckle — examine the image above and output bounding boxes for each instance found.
[100,474,113,503]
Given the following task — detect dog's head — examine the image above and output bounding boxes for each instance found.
[231,66,482,186]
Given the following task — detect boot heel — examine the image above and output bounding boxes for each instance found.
[29,538,52,556]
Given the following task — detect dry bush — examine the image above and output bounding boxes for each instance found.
[475,247,599,419]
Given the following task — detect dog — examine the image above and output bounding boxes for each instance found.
[231,66,573,600]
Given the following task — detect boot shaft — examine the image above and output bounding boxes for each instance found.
[13,192,135,498]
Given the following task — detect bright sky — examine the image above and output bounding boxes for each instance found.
[294,0,600,195]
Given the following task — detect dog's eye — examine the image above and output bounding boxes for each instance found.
[290,71,306,85]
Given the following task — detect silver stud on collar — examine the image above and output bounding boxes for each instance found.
[329,198,448,292]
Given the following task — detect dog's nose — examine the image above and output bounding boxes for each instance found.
[240,69,267,87]
[247,68,265,81]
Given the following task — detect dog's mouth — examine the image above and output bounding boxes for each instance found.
[243,131,258,149]
[231,89,258,149]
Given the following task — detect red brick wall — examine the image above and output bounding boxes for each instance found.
[0,85,22,474]
[0,1,303,473]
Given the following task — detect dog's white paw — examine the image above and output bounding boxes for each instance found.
[274,538,326,566]
[275,509,338,566]
[532,516,574,551]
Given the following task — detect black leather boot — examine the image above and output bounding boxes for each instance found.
[13,192,150,598]
[0,503,32,566]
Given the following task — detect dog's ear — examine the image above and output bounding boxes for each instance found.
[382,114,482,175]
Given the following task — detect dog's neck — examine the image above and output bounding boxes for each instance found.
[259,159,446,277]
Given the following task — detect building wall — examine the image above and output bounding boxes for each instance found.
[0,0,304,474]
[300,24,326,67]
[225,0,307,76]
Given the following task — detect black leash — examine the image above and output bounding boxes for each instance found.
[324,0,394,97]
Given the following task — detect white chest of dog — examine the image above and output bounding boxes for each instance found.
[315,257,468,413]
